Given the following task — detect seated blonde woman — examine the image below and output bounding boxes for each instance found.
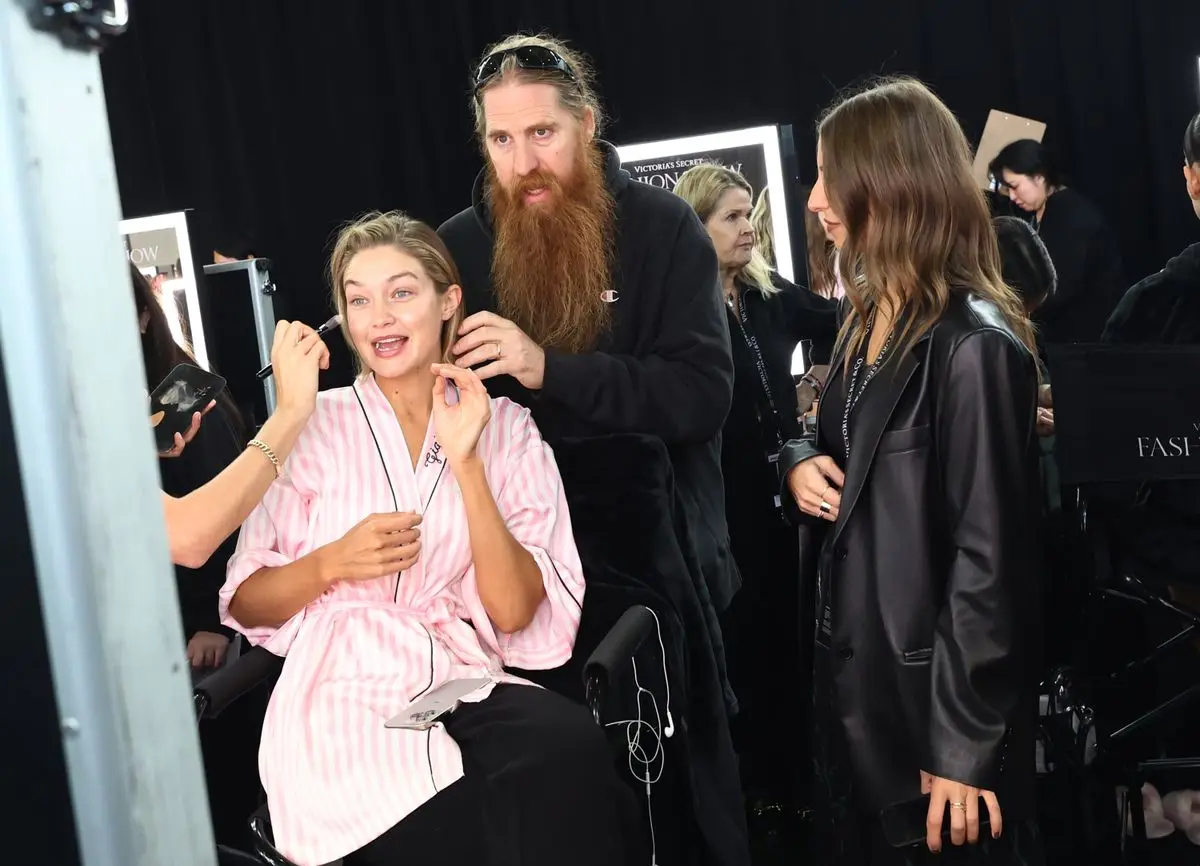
[221,212,639,866]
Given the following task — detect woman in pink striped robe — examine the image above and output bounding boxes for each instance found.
[220,212,639,866]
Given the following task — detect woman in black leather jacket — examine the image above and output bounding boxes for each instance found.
[780,78,1044,865]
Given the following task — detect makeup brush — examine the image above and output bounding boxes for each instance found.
[256,314,342,380]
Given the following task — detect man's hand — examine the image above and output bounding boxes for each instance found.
[452,312,546,390]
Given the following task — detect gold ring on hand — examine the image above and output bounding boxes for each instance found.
[949,801,966,811]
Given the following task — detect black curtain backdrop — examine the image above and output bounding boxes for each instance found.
[101,0,1200,387]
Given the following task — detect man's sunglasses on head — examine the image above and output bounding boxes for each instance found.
[474,46,577,95]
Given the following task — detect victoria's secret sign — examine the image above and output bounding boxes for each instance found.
[616,126,794,281]
[623,149,759,193]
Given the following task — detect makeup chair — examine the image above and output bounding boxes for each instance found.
[1042,344,1200,862]
[196,605,658,866]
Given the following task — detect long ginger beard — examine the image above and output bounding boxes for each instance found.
[488,142,615,354]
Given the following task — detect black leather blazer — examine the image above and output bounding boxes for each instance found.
[780,293,1043,814]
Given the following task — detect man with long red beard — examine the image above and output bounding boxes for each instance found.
[438,34,748,866]
[438,34,738,615]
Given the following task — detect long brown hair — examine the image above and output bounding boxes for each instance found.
[819,77,1036,361]
[799,186,838,298]
[328,211,465,375]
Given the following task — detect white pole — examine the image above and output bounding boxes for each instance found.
[0,5,215,866]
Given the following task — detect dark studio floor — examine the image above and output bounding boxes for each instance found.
[744,785,1200,866]
[744,801,1200,858]
[739,640,1200,865]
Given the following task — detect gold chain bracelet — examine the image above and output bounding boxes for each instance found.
[247,438,282,478]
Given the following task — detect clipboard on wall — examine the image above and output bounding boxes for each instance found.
[973,110,1047,190]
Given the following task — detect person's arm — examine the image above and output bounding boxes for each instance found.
[216,411,330,654]
[539,209,734,442]
[162,405,308,569]
[161,320,328,568]
[780,278,840,364]
[457,402,585,669]
[928,328,1039,788]
[456,456,546,634]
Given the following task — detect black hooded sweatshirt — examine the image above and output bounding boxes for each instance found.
[437,141,740,613]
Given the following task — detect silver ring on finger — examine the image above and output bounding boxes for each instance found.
[819,500,832,515]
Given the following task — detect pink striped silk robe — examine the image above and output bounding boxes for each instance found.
[220,376,586,866]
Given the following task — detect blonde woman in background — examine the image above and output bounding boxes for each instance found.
[675,164,837,820]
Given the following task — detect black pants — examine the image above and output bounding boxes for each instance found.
[345,684,644,866]
[723,520,806,801]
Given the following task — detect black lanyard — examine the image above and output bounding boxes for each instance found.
[729,293,783,451]
[840,311,894,462]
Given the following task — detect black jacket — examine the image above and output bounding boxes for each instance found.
[438,141,740,613]
[1034,188,1125,346]
[780,294,1042,814]
[1103,241,1200,345]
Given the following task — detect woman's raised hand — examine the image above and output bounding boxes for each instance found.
[430,363,491,468]
[271,319,331,420]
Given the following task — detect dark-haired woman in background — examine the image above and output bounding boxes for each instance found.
[993,217,1057,316]
[989,139,1124,347]
[132,264,261,846]
[993,217,1057,438]
[675,165,837,817]
[134,263,246,672]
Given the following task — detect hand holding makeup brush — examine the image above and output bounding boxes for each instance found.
[271,319,331,422]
